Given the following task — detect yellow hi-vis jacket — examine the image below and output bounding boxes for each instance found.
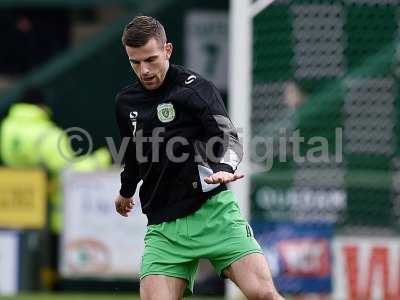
[0,103,111,233]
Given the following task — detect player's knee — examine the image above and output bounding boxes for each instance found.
[140,281,162,300]
[249,284,277,300]
[258,288,275,300]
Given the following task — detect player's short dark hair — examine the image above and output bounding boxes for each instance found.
[122,16,167,48]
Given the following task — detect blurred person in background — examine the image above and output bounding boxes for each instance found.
[0,87,111,289]
[114,16,284,300]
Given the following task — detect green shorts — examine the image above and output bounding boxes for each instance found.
[139,190,262,295]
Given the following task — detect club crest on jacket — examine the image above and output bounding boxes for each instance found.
[157,103,175,123]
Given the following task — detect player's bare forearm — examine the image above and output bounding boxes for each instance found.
[115,195,135,217]
[204,171,244,184]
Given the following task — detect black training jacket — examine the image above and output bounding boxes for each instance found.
[115,64,243,225]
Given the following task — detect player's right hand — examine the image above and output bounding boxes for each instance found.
[115,195,135,217]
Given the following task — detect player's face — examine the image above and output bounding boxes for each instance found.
[125,38,173,90]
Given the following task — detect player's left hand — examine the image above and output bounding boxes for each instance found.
[115,195,135,217]
[204,171,244,184]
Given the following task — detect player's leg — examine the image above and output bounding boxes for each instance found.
[223,252,284,300]
[140,218,199,298]
[140,275,186,300]
[198,190,283,299]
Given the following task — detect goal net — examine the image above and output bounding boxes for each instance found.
[229,0,400,298]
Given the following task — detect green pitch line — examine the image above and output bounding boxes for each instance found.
[0,294,223,300]
[0,294,136,300]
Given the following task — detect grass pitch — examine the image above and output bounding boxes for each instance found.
[0,293,224,300]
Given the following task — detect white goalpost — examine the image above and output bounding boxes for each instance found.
[227,0,277,299]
